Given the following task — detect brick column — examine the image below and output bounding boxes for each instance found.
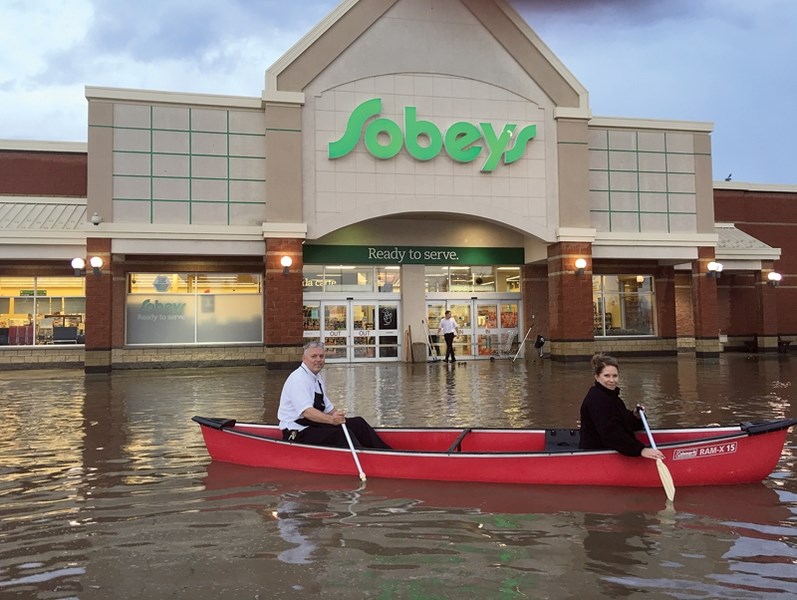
[690,247,721,358]
[264,238,304,369]
[522,263,548,358]
[547,242,594,361]
[654,265,677,341]
[84,238,113,373]
[755,262,780,352]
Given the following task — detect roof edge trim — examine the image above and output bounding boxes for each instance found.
[85,86,261,109]
[0,140,87,153]
[492,0,589,111]
[714,181,797,193]
[265,0,359,93]
[590,115,713,133]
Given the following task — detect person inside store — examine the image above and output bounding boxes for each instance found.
[278,341,391,449]
[437,310,460,362]
[578,352,665,460]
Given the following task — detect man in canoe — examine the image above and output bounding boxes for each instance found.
[278,341,391,449]
[579,353,665,460]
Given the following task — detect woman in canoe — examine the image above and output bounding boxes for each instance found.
[579,353,665,460]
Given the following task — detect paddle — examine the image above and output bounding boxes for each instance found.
[341,422,366,482]
[637,406,675,502]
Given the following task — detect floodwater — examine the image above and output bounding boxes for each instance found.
[1,353,795,599]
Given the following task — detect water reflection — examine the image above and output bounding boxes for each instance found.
[0,355,795,598]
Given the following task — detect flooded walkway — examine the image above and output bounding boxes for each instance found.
[1,353,795,598]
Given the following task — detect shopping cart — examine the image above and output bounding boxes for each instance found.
[489,329,518,360]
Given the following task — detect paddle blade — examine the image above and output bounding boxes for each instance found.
[656,459,676,502]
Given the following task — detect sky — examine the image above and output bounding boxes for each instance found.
[1,0,795,185]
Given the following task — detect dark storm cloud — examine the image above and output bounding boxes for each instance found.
[83,0,310,61]
[4,0,796,183]
[32,0,336,87]
[509,0,702,25]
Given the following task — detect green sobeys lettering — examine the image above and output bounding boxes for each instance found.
[328,98,536,172]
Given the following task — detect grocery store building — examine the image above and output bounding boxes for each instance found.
[0,0,792,371]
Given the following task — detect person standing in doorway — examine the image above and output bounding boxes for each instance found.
[437,310,460,362]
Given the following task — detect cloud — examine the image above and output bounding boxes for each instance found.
[6,0,337,95]
[1,0,795,182]
[512,0,797,182]
[0,0,93,90]
[511,0,704,27]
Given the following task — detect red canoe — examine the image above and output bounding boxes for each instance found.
[192,416,796,488]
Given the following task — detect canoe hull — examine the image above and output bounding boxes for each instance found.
[192,417,796,488]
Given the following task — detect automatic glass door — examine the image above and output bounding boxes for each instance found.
[304,301,400,363]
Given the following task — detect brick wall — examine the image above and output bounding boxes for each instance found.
[522,263,548,342]
[546,242,593,354]
[674,272,695,347]
[264,238,304,347]
[0,151,87,196]
[715,188,797,337]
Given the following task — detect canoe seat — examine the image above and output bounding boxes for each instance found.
[544,429,580,452]
[447,428,472,453]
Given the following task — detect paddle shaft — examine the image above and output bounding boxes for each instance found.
[637,407,676,502]
[341,422,366,482]
[637,407,660,451]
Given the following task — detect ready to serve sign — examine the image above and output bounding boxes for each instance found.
[328,97,537,172]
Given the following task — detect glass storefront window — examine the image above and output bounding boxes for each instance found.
[302,265,327,292]
[500,303,519,329]
[477,304,498,329]
[324,305,347,331]
[448,267,471,291]
[472,266,496,291]
[126,273,262,345]
[425,267,450,292]
[189,273,261,294]
[377,267,401,292]
[304,303,321,331]
[593,275,655,336]
[497,267,521,292]
[426,266,520,293]
[0,276,86,346]
[323,266,372,292]
[303,266,399,293]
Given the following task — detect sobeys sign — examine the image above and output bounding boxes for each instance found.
[328,98,536,172]
[303,244,524,266]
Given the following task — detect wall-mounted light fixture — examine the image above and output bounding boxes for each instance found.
[280,255,293,275]
[767,271,783,287]
[90,212,102,226]
[636,275,645,283]
[706,261,723,278]
[71,256,104,277]
[574,257,587,276]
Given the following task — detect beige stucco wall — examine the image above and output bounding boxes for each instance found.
[103,100,266,226]
[300,0,562,243]
[82,0,716,270]
[587,125,708,235]
[87,100,114,223]
[317,216,527,248]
